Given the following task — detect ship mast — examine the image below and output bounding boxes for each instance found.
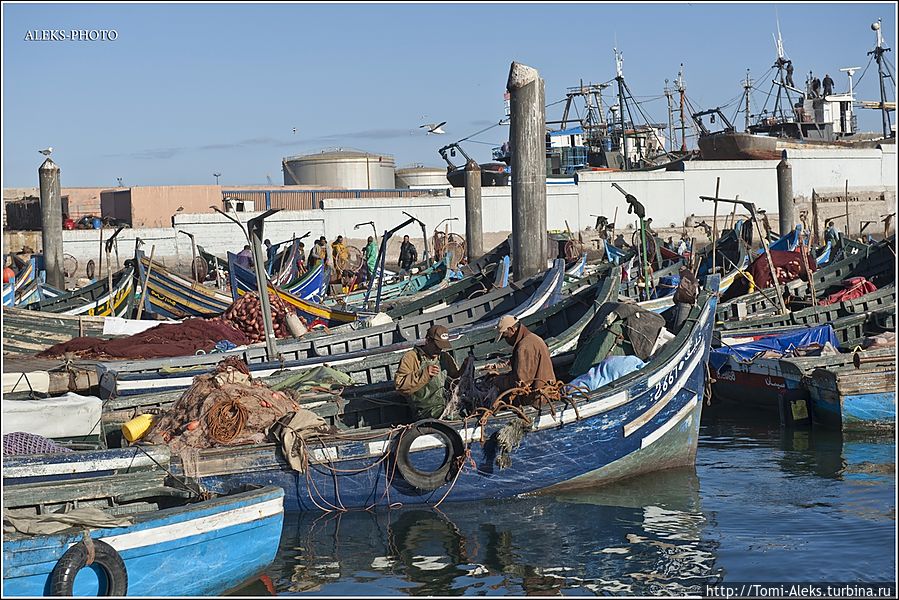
[676,64,687,152]
[744,69,753,132]
[665,79,675,152]
[868,19,894,138]
[615,47,629,170]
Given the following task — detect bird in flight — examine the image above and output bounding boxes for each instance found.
[38,147,53,156]
[420,121,446,135]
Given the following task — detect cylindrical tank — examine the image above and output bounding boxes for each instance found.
[283,150,396,189]
[395,165,450,189]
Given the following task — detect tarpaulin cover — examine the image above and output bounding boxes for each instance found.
[37,318,250,360]
[721,248,818,301]
[569,355,646,392]
[709,324,839,371]
[820,277,877,306]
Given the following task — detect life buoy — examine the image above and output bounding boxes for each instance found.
[394,419,465,492]
[50,538,128,596]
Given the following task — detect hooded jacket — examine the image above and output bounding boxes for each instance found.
[496,323,556,392]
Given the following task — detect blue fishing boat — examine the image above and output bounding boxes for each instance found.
[177,276,719,511]
[805,347,895,430]
[228,252,327,302]
[2,445,285,596]
[2,279,14,306]
[25,265,136,318]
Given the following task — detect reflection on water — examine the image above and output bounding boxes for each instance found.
[233,404,894,595]
[242,468,722,596]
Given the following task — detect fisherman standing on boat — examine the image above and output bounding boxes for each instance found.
[398,235,418,275]
[822,73,834,97]
[810,76,821,98]
[235,244,254,269]
[491,315,557,405]
[331,235,346,263]
[362,236,378,282]
[296,241,307,275]
[264,239,277,267]
[785,60,795,88]
[394,325,467,419]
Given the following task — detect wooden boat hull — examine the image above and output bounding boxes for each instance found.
[717,237,894,322]
[806,353,896,430]
[99,262,578,397]
[136,254,233,319]
[1,307,109,356]
[2,486,284,596]
[711,319,895,428]
[717,285,895,332]
[326,255,451,308]
[25,266,135,318]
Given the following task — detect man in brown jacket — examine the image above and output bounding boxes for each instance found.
[492,315,556,403]
[394,324,467,419]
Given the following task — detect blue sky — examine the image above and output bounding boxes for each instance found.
[2,2,896,188]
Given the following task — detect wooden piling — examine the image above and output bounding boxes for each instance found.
[776,152,794,236]
[507,61,547,281]
[464,159,484,262]
[38,158,64,289]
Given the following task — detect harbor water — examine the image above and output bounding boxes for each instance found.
[232,403,896,595]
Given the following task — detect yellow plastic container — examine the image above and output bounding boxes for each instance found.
[122,414,155,443]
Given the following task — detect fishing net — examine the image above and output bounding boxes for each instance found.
[3,432,73,456]
[37,318,250,360]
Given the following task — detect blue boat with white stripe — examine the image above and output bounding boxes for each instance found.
[3,452,285,597]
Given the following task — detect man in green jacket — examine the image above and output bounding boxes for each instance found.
[394,325,466,419]
[362,236,379,282]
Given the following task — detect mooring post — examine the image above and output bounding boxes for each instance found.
[776,151,794,236]
[507,61,547,281]
[247,210,282,361]
[39,158,65,289]
[464,159,484,262]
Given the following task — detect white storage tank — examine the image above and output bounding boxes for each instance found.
[283,149,396,189]
[395,165,451,189]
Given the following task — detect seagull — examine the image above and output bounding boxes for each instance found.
[420,121,446,135]
[292,128,297,134]
[39,147,53,156]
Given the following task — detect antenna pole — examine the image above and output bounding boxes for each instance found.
[677,64,687,153]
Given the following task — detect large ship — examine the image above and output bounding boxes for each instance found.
[695,20,895,161]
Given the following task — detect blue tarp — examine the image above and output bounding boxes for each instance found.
[709,324,840,371]
[569,355,647,392]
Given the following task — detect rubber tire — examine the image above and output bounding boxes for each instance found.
[394,419,465,492]
[49,539,128,596]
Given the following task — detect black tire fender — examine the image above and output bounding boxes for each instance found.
[50,538,128,596]
[394,419,465,492]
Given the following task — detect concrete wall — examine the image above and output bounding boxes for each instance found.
[5,146,894,278]
[129,185,223,228]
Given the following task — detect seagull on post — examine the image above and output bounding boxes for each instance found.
[420,121,446,135]
[38,147,53,156]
